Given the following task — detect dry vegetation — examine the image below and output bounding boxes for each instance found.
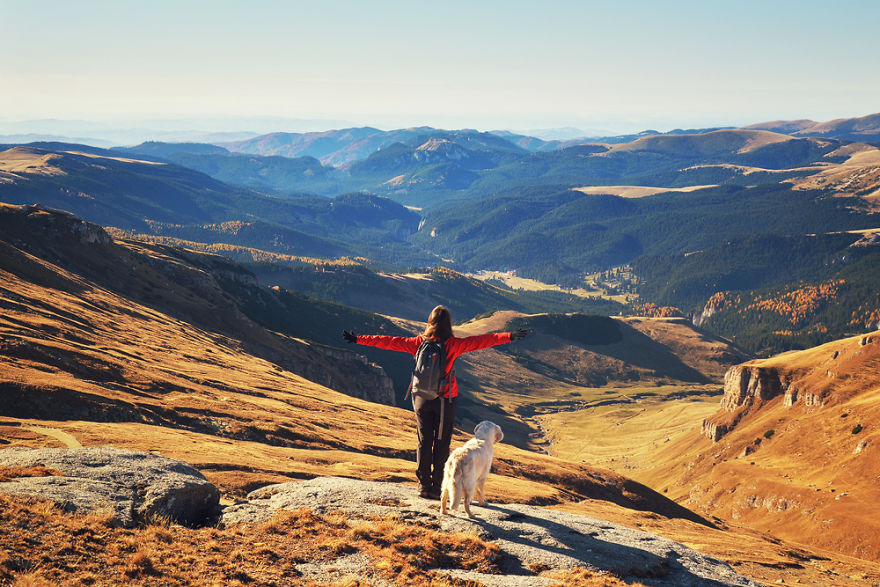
[4,205,880,584]
[0,147,67,181]
[791,143,880,204]
[606,129,795,156]
[647,334,880,563]
[0,493,509,586]
[453,313,741,428]
[572,185,718,198]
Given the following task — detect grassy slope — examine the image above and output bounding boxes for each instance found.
[2,277,877,585]
[643,334,880,562]
[0,205,702,516]
[3,210,880,584]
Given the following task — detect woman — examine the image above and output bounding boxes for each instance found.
[343,305,527,499]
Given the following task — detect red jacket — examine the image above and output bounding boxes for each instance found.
[355,332,513,399]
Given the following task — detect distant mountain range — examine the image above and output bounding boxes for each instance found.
[3,112,880,357]
[0,144,427,265]
[97,114,876,208]
[746,112,880,143]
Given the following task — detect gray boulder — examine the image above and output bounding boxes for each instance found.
[0,446,219,526]
[222,477,759,587]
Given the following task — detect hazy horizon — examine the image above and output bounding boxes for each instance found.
[4,0,879,135]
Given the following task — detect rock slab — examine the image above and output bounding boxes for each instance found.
[222,477,760,587]
[0,446,219,526]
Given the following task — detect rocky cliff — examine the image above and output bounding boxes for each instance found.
[702,364,787,441]
[702,333,880,441]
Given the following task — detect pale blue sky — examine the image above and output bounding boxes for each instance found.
[3,0,879,133]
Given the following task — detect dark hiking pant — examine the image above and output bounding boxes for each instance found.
[412,394,458,492]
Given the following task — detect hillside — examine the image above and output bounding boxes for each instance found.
[747,112,880,143]
[116,142,343,195]
[223,126,436,166]
[633,230,880,355]
[0,145,428,265]
[4,212,880,585]
[606,129,797,158]
[643,333,880,561]
[0,203,407,403]
[0,206,713,522]
[417,181,877,286]
[124,126,868,210]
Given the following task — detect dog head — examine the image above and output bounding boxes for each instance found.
[474,420,503,444]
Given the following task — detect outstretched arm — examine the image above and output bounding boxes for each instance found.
[342,331,421,354]
[451,329,527,354]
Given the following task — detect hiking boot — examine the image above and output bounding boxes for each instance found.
[419,486,435,499]
[428,488,442,500]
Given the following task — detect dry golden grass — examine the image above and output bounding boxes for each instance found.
[0,147,66,180]
[0,465,61,482]
[4,206,880,585]
[572,185,718,198]
[553,497,880,587]
[0,244,699,515]
[540,568,648,586]
[452,313,739,426]
[60,150,165,166]
[0,493,507,586]
[647,334,880,562]
[538,394,720,471]
[791,144,880,202]
[471,270,598,298]
[607,129,794,155]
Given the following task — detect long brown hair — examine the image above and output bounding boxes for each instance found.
[422,305,453,340]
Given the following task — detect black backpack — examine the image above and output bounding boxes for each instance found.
[408,338,449,401]
[407,338,454,439]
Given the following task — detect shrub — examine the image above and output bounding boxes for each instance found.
[763,429,775,439]
[852,424,863,435]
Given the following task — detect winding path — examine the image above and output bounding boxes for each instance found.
[20,424,83,449]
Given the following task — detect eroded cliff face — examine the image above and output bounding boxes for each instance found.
[719,365,784,410]
[702,365,786,442]
[702,335,880,442]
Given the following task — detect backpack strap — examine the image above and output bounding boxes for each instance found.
[437,340,454,439]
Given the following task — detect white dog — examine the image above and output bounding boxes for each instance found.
[440,420,504,518]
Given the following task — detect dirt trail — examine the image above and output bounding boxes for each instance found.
[20,424,83,449]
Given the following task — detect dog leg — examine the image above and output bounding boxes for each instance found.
[440,485,449,515]
[477,474,489,506]
[450,484,461,512]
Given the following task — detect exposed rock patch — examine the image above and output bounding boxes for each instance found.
[703,365,786,441]
[0,447,219,527]
[222,477,758,586]
[719,366,783,411]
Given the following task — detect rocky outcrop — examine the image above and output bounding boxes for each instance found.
[701,420,730,443]
[720,365,784,411]
[0,447,219,526]
[0,203,113,249]
[221,477,758,586]
[702,364,785,441]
